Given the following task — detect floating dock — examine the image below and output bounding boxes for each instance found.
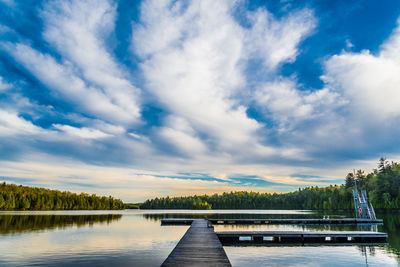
[216,230,388,244]
[161,219,231,266]
[161,218,387,265]
[161,218,383,225]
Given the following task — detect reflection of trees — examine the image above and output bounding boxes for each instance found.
[0,214,122,235]
[142,213,336,222]
[379,213,400,260]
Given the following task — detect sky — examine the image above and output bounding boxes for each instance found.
[1,0,400,202]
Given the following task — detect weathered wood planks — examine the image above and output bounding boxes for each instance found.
[161,219,232,267]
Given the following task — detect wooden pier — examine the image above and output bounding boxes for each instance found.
[161,219,232,266]
[161,218,387,265]
[161,218,383,225]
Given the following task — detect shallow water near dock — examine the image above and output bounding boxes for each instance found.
[0,210,399,266]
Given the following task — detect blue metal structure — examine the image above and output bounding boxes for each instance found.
[353,189,376,220]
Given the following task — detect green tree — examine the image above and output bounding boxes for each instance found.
[345,173,355,188]
[0,182,124,211]
[141,158,400,210]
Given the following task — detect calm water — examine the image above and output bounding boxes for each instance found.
[0,210,399,266]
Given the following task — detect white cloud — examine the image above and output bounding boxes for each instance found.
[256,79,313,120]
[0,24,12,33]
[4,43,137,125]
[158,115,208,156]
[245,8,316,69]
[0,76,11,91]
[345,39,354,49]
[89,120,125,135]
[0,109,42,136]
[256,16,400,158]
[135,1,256,150]
[53,124,112,139]
[4,0,399,196]
[254,79,344,131]
[322,19,400,122]
[41,0,141,125]
[380,19,400,62]
[133,0,315,156]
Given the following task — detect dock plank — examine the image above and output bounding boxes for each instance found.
[161,219,232,267]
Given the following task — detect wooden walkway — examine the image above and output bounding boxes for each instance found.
[217,230,388,244]
[161,218,383,225]
[161,219,231,267]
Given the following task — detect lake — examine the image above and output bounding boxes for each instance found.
[0,210,399,266]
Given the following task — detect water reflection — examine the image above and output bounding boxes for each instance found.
[0,214,122,235]
[380,213,400,262]
[143,210,400,265]
[0,210,398,266]
[0,211,187,267]
[142,211,330,222]
[358,246,375,267]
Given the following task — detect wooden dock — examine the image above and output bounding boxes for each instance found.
[161,219,232,267]
[216,230,388,244]
[161,218,387,265]
[161,218,383,225]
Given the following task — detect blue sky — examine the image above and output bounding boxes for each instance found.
[1,0,400,201]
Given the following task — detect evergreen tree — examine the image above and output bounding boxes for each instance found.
[141,158,400,210]
[0,183,124,210]
[345,173,355,189]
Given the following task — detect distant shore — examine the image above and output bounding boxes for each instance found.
[0,182,124,210]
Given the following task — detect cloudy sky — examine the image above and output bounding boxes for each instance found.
[1,0,400,202]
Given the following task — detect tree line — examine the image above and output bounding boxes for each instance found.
[0,182,124,210]
[140,158,400,210]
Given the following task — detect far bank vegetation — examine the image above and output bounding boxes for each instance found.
[141,158,400,210]
[0,183,124,210]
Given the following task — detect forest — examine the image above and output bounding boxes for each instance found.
[0,183,124,210]
[141,158,400,210]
